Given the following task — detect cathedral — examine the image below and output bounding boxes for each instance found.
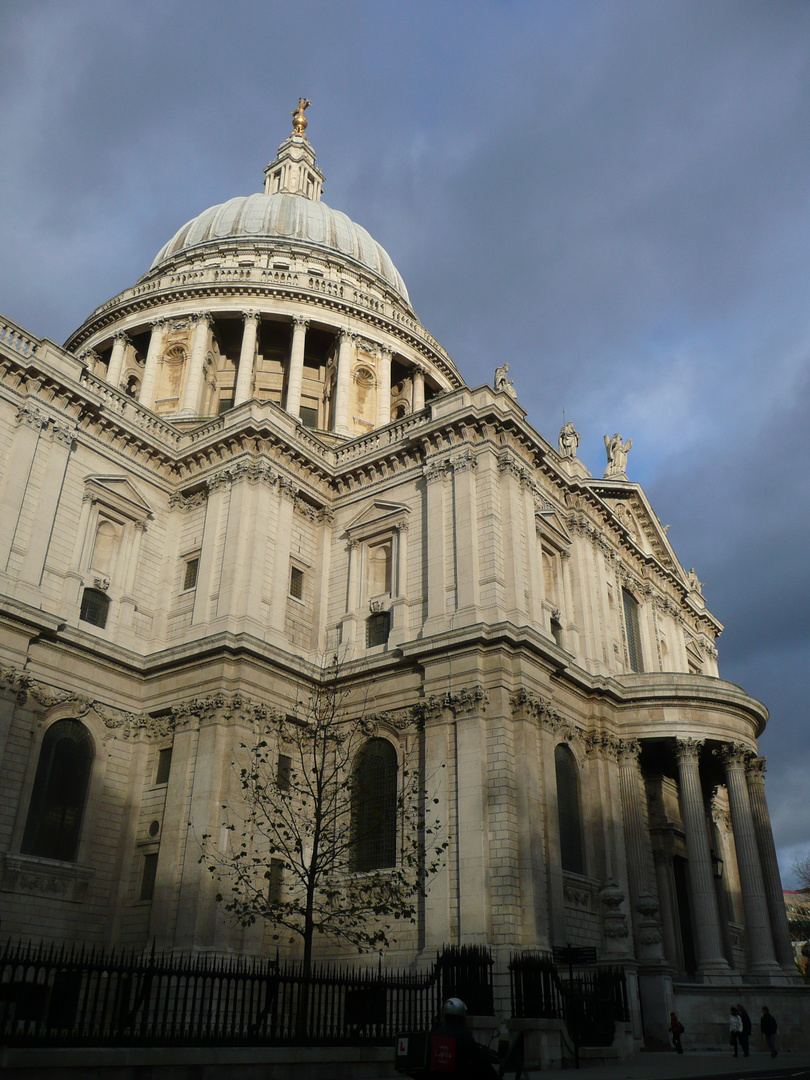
[0,104,803,1049]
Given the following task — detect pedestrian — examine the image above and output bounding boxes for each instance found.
[760,1006,778,1058]
[669,1012,684,1054]
[736,1003,752,1058]
[729,1007,743,1057]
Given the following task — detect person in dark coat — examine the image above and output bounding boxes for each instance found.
[736,1003,752,1058]
[669,1012,684,1054]
[430,998,497,1079]
[729,1007,743,1057]
[761,1006,778,1058]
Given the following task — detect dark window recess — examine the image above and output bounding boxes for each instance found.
[622,588,644,673]
[277,753,292,791]
[217,397,234,415]
[555,743,584,875]
[140,852,159,901]
[21,720,94,862]
[155,747,172,785]
[550,618,563,647]
[79,588,110,629]
[183,558,199,591]
[299,405,319,429]
[289,565,304,600]
[268,857,284,904]
[351,738,397,872]
[366,611,390,648]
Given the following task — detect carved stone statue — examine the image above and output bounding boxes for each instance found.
[494,363,516,398]
[687,568,705,595]
[558,421,580,459]
[292,98,312,136]
[604,433,632,478]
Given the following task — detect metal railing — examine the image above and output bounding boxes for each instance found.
[0,939,493,1048]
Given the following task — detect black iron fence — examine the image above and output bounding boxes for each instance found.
[509,951,629,1047]
[0,939,492,1048]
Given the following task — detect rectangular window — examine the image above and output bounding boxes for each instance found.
[268,858,284,904]
[140,852,159,901]
[550,617,563,647]
[277,753,291,791]
[155,747,172,785]
[299,404,319,429]
[79,588,110,629]
[183,557,199,591]
[289,565,304,600]
[622,588,644,673]
[366,611,391,648]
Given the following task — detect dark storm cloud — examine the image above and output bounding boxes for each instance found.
[1,0,808,882]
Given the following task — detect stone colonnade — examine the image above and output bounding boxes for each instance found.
[103,311,430,430]
[663,738,792,981]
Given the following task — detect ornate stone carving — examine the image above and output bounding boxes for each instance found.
[494,363,517,398]
[675,737,703,764]
[449,450,477,473]
[169,489,209,511]
[16,401,49,430]
[604,433,632,479]
[585,733,624,760]
[715,742,752,769]
[93,576,110,592]
[509,689,581,740]
[599,879,630,939]
[424,686,489,719]
[558,421,580,459]
[423,461,448,484]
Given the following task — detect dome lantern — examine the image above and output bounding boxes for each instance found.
[263,98,324,201]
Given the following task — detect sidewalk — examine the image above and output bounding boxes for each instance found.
[526,1049,810,1080]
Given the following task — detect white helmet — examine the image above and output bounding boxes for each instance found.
[442,997,467,1018]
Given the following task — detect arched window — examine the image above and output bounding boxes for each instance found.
[351,738,397,872]
[80,588,110,628]
[21,720,94,862]
[622,588,643,673]
[555,743,584,875]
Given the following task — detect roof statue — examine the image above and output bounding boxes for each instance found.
[292,97,312,137]
[558,420,580,459]
[494,363,517,398]
[604,432,632,479]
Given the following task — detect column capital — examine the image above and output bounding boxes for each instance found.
[339,329,357,344]
[241,309,260,323]
[112,329,130,343]
[675,736,703,764]
[617,738,641,766]
[148,316,167,330]
[292,315,310,329]
[746,756,767,783]
[193,312,214,328]
[412,362,426,377]
[715,742,752,770]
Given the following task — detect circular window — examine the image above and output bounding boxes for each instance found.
[148,819,160,838]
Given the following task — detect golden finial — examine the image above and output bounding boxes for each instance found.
[292,98,312,136]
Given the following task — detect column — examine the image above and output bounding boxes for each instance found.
[107,330,130,389]
[746,757,797,973]
[267,483,295,637]
[617,741,665,961]
[19,423,73,586]
[412,364,425,411]
[180,314,213,416]
[377,347,392,427]
[389,521,409,645]
[454,708,489,941]
[452,452,480,618]
[720,744,781,977]
[233,311,259,406]
[285,316,308,418]
[333,330,354,434]
[423,462,447,634]
[0,407,44,570]
[541,726,567,946]
[139,318,166,408]
[674,738,731,978]
[191,475,226,625]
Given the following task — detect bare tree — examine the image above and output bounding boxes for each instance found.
[200,657,446,977]
[794,856,810,892]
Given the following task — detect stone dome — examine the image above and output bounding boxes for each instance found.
[149,192,411,305]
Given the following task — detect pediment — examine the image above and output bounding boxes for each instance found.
[535,504,571,552]
[591,481,678,571]
[345,499,410,540]
[84,475,153,521]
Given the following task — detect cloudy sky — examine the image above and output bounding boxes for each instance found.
[2,1,809,885]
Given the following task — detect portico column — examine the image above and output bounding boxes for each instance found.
[412,364,425,411]
[233,311,259,406]
[719,744,781,978]
[377,347,391,427]
[617,740,665,961]
[107,331,130,389]
[285,316,308,418]
[674,738,732,978]
[139,318,166,408]
[181,314,213,416]
[333,330,354,434]
[746,757,797,973]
